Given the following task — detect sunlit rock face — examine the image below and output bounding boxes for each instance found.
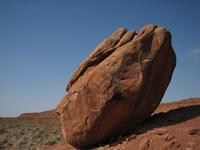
[56,24,176,148]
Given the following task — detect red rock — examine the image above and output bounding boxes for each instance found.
[139,138,150,150]
[128,134,137,141]
[164,134,175,142]
[153,128,168,135]
[56,24,176,148]
[186,128,200,135]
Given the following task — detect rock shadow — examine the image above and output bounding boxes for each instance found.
[91,104,200,149]
[135,104,200,134]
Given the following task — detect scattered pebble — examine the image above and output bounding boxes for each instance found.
[119,145,124,150]
[97,147,105,150]
[139,138,150,150]
[169,140,176,148]
[187,128,200,135]
[104,144,109,148]
[113,145,124,150]
[164,134,175,142]
[150,128,168,135]
[149,130,156,134]
[127,134,136,141]
[162,140,180,150]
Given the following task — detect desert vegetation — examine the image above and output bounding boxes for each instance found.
[0,118,62,150]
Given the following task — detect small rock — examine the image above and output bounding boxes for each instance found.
[151,128,168,135]
[187,128,200,135]
[149,130,156,134]
[169,140,176,148]
[164,134,175,142]
[123,140,128,144]
[128,134,136,141]
[97,147,105,150]
[119,146,124,150]
[162,140,180,150]
[139,138,150,150]
[104,144,110,148]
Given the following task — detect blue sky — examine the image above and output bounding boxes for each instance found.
[0,0,200,117]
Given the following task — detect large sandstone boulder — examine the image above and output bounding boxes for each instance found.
[56,24,176,148]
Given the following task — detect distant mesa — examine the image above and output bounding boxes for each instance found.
[56,24,176,148]
[18,109,59,120]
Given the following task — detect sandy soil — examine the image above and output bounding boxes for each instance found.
[43,98,200,150]
[1,98,199,150]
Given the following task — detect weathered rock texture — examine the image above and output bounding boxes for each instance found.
[56,24,176,148]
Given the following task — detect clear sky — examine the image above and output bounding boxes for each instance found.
[0,0,200,117]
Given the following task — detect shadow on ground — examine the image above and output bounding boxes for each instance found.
[136,104,200,133]
[91,104,200,149]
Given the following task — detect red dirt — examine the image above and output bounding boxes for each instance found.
[43,97,200,150]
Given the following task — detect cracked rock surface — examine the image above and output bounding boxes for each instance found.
[56,24,176,148]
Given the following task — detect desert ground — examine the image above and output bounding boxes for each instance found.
[0,98,199,150]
